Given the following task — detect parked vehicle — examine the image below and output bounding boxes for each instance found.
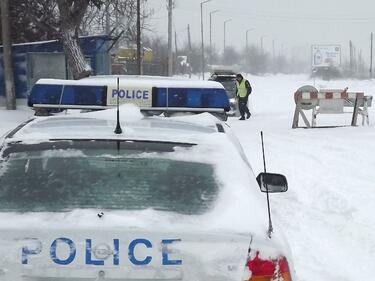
[209,70,239,116]
[0,104,295,281]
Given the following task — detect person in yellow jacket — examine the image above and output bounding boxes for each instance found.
[235,73,252,120]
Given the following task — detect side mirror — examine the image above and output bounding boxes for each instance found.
[256,172,288,193]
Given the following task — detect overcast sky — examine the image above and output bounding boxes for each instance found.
[147,0,375,63]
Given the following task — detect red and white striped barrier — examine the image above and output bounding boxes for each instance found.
[292,85,372,128]
[294,88,364,103]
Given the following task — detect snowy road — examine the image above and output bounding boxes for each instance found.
[227,74,375,281]
[1,74,375,280]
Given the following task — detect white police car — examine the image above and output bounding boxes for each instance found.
[0,105,295,281]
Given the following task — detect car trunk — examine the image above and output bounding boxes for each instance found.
[0,226,252,281]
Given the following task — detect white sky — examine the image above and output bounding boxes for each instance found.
[147,0,375,62]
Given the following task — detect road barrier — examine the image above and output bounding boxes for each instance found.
[292,85,373,128]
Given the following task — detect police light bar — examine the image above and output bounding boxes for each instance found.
[28,78,230,114]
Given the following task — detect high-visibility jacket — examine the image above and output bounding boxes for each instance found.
[236,79,251,98]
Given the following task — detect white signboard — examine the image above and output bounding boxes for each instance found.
[107,87,153,107]
[311,45,341,68]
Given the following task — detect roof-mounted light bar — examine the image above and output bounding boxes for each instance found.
[28,78,230,119]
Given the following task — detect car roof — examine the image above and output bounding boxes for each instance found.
[3,107,229,146]
[210,70,236,76]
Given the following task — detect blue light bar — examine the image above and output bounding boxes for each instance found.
[28,83,230,112]
[153,88,230,111]
[28,84,107,107]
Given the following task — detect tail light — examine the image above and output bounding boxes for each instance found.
[246,252,292,281]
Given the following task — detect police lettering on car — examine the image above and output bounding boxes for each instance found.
[22,238,182,266]
[112,89,150,100]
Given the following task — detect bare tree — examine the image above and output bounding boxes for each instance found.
[1,0,16,109]
[0,0,59,44]
[80,0,153,47]
[56,0,103,79]
[2,0,102,80]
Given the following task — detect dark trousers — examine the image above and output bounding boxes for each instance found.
[238,96,250,117]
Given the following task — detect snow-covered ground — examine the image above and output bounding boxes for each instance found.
[1,74,375,280]
[227,74,375,281]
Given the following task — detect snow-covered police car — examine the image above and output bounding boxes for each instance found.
[0,105,295,281]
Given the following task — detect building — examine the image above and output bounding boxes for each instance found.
[0,35,112,100]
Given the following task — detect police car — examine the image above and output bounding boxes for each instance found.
[0,104,295,281]
[209,70,238,116]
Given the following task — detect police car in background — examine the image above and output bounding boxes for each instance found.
[0,102,295,281]
[209,70,238,116]
[27,75,231,120]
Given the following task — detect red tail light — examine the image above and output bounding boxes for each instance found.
[246,252,292,281]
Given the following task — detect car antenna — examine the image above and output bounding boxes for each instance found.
[114,77,123,134]
[261,131,273,238]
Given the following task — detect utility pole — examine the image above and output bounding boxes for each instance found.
[209,9,219,66]
[200,0,212,80]
[349,40,353,74]
[187,24,192,78]
[167,0,173,76]
[260,35,267,54]
[245,29,253,71]
[223,19,232,54]
[353,46,358,73]
[175,31,178,65]
[136,0,142,75]
[246,29,253,52]
[1,0,16,110]
[370,32,373,78]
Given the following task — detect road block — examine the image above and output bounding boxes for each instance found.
[292,85,373,128]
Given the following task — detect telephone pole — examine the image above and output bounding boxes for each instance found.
[370,32,373,78]
[136,0,142,75]
[349,40,353,74]
[187,24,192,78]
[167,0,173,76]
[1,0,16,109]
[175,31,178,59]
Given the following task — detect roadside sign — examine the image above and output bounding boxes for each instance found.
[311,45,341,68]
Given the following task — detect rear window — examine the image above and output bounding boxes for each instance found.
[0,141,218,215]
[220,80,236,96]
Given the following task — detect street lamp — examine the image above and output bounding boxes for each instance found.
[246,29,254,52]
[223,19,232,52]
[260,35,267,54]
[209,9,220,66]
[200,0,212,80]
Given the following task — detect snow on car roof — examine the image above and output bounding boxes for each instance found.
[36,75,225,89]
[5,105,224,144]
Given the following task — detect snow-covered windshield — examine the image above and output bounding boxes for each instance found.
[0,140,218,214]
